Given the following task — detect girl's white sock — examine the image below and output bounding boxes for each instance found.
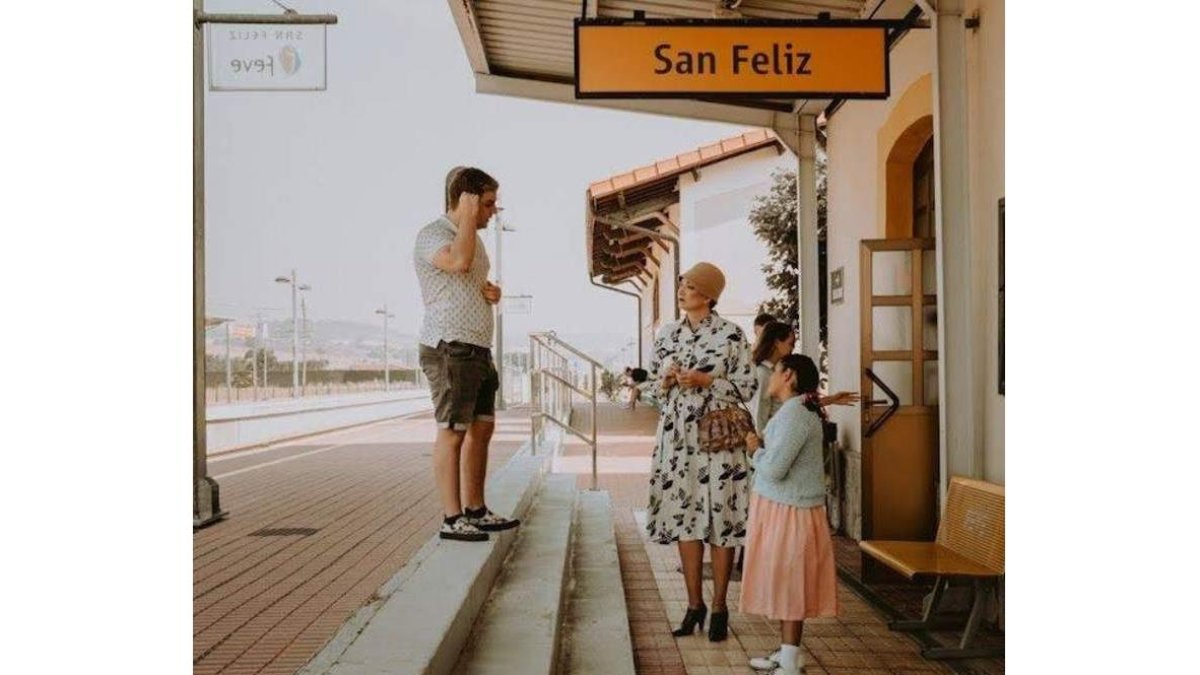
[778,644,801,670]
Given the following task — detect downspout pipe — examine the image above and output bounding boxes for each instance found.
[596,213,681,320]
[589,275,643,368]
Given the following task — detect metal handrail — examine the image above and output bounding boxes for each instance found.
[533,331,606,370]
[532,411,593,447]
[529,332,600,490]
[540,370,592,399]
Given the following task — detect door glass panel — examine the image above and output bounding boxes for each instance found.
[922,305,939,351]
[872,251,912,296]
[924,361,940,406]
[870,361,913,406]
[872,306,913,351]
[922,250,937,295]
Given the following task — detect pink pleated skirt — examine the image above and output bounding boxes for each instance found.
[739,493,839,621]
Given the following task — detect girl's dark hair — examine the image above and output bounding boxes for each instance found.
[778,353,820,412]
[753,321,793,365]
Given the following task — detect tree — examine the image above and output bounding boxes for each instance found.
[750,169,800,326]
[749,138,829,334]
[751,135,831,386]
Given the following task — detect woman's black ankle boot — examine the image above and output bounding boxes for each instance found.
[707,609,729,642]
[671,603,707,637]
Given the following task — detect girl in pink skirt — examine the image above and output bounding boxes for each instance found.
[741,354,838,674]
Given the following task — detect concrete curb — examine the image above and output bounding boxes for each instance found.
[561,490,637,675]
[298,439,550,675]
[453,474,578,675]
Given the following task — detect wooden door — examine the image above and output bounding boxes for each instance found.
[860,238,941,577]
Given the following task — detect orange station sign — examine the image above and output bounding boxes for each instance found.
[575,20,893,99]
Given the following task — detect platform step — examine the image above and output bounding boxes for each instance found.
[559,490,636,675]
[302,446,548,675]
[453,474,578,675]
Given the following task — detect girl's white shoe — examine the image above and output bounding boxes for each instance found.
[753,643,805,673]
[749,650,780,670]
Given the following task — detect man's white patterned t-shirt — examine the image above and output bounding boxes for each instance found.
[413,216,494,349]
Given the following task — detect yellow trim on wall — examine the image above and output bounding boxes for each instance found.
[876,73,933,239]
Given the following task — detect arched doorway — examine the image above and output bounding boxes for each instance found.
[858,114,940,579]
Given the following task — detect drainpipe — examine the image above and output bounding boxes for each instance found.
[596,213,681,320]
[589,275,643,368]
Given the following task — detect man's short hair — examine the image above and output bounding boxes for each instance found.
[444,166,466,211]
[447,167,499,210]
[754,312,777,328]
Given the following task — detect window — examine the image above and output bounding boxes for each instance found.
[912,138,935,239]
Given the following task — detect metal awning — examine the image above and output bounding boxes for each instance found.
[447,0,921,133]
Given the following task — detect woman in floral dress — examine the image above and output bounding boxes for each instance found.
[646,262,757,643]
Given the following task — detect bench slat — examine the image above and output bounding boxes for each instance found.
[860,540,1002,579]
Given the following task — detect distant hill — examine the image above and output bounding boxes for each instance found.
[207,322,637,371]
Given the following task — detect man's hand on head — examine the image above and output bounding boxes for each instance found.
[455,192,481,225]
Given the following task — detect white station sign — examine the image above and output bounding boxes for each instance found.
[208,24,327,91]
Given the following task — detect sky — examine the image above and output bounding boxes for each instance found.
[204,0,743,347]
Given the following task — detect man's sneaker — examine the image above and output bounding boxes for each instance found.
[749,651,780,671]
[439,516,488,542]
[464,506,520,532]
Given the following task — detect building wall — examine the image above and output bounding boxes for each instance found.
[677,144,797,340]
[824,0,1005,536]
[967,0,1005,483]
[826,29,935,476]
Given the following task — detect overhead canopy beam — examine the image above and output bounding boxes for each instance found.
[448,0,489,74]
[477,73,801,128]
[592,194,679,223]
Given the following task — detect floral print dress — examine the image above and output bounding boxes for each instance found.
[646,313,758,547]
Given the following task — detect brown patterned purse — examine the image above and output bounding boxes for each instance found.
[696,380,755,453]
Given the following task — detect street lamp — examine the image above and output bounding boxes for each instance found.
[275,270,311,398]
[494,208,516,410]
[375,305,395,391]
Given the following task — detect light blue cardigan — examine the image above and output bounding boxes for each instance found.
[751,396,826,509]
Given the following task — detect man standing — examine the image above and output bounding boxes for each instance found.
[413,167,519,541]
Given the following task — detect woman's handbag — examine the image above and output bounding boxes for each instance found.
[696,379,755,453]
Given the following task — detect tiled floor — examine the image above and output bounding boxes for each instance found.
[192,409,529,675]
[194,399,1002,675]
[561,402,1001,675]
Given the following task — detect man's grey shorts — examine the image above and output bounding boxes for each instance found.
[419,341,498,431]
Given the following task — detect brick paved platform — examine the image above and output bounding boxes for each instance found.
[193,408,530,675]
[556,402,1001,675]
[194,399,1003,675]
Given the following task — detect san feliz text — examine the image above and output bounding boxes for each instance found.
[654,43,813,75]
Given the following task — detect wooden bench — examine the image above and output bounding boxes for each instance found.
[860,476,1004,660]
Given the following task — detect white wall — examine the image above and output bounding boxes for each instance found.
[826,29,934,458]
[825,2,1005,486]
[968,0,1005,484]
[677,144,797,340]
